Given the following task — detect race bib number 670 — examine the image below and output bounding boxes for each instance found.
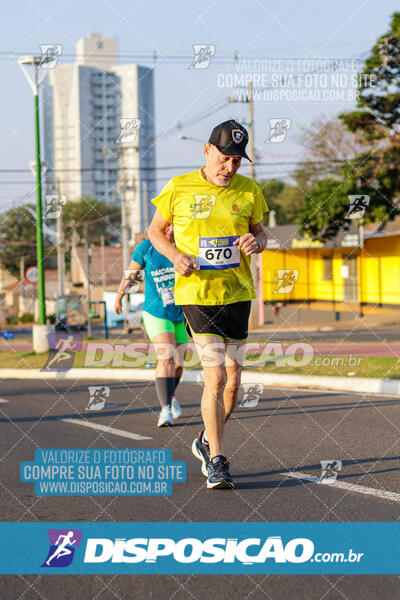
[196,235,240,270]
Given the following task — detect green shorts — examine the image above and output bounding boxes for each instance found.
[142,310,189,344]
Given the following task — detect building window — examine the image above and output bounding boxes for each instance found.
[323,256,333,281]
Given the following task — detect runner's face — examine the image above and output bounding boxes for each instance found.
[203,143,241,186]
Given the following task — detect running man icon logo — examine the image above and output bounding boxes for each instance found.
[320,460,342,484]
[239,383,264,408]
[378,36,396,67]
[189,44,216,69]
[273,270,299,294]
[119,269,144,294]
[44,335,81,371]
[190,195,216,219]
[42,529,82,568]
[86,386,111,411]
[265,119,291,143]
[347,195,370,219]
[39,44,62,69]
[118,118,141,144]
[45,195,67,219]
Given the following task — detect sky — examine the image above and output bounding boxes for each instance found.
[0,0,398,209]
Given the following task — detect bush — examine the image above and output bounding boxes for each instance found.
[19,312,34,323]
[6,315,19,325]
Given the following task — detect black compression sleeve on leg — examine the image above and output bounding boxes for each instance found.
[155,377,176,408]
[174,373,182,391]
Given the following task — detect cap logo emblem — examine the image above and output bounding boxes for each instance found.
[232,129,244,143]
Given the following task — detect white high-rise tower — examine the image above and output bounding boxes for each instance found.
[43,32,156,237]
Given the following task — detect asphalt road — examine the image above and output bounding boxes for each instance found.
[4,323,400,343]
[250,324,400,343]
[1,378,400,599]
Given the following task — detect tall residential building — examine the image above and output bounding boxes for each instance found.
[42,32,156,238]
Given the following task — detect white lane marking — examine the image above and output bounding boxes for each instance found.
[0,398,9,403]
[271,387,400,399]
[61,418,152,440]
[282,471,400,503]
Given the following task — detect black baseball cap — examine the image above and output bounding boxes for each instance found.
[208,119,252,162]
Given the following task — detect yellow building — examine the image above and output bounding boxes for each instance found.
[262,217,400,307]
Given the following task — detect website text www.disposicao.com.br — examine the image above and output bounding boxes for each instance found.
[83,536,364,565]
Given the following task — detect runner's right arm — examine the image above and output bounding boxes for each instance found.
[149,210,196,277]
[115,259,142,314]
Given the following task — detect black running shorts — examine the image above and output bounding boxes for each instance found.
[182,301,251,341]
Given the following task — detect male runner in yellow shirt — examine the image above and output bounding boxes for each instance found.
[149,120,268,489]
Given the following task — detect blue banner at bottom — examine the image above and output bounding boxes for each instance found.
[0,522,398,574]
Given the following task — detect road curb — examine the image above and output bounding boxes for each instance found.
[1,369,399,396]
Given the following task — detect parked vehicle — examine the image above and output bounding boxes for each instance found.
[55,294,87,332]
[126,302,144,333]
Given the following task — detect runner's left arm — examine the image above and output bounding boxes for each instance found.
[250,221,268,252]
[234,222,267,255]
[233,183,268,255]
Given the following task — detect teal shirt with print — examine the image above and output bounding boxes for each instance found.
[132,240,183,323]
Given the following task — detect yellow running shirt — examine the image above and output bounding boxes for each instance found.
[152,167,269,306]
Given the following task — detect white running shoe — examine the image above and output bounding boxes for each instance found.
[157,406,173,427]
[171,396,182,419]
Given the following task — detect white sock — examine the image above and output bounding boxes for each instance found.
[202,430,209,444]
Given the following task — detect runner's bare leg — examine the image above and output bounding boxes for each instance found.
[153,332,176,407]
[192,333,227,458]
[223,340,245,422]
[153,331,176,378]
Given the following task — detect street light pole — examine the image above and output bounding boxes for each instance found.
[84,224,92,339]
[248,82,255,181]
[246,82,259,329]
[33,70,46,325]
[18,55,50,352]
[143,180,149,231]
[119,179,131,270]
[56,178,65,297]
[358,218,364,318]
[229,83,259,328]
[19,56,47,325]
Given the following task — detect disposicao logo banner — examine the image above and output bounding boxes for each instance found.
[0,522,399,574]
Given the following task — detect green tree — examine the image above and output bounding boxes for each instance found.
[298,12,400,239]
[0,197,122,278]
[62,196,120,244]
[276,185,304,224]
[298,179,353,240]
[338,12,400,222]
[257,178,288,224]
[0,205,54,278]
[342,13,400,132]
[297,115,370,185]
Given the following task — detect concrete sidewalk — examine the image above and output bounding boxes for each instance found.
[252,306,400,334]
[1,368,400,397]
